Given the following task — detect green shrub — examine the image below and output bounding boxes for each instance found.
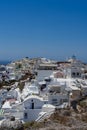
[79,101,87,108]
[18,82,25,92]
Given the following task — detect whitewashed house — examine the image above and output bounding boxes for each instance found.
[48,85,68,106]
[1,94,48,122]
[23,95,45,122]
[64,56,84,79]
[65,67,82,78]
[21,83,40,100]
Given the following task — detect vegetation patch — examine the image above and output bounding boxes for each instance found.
[24,121,45,130]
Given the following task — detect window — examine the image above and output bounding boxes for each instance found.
[31,100,34,109]
[52,99,57,104]
[52,99,57,102]
[72,72,75,76]
[62,99,68,102]
[44,101,47,104]
[77,72,80,76]
[24,113,28,119]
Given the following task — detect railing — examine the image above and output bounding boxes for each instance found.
[36,110,54,122]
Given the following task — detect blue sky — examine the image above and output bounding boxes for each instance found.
[0,0,87,62]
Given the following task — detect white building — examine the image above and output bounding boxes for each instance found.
[65,67,82,78]
[23,95,46,122]
[48,85,68,106]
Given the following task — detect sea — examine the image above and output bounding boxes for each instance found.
[0,61,11,65]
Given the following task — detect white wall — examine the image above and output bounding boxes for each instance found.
[48,94,68,106]
[23,109,41,122]
[10,110,24,120]
[24,98,44,109]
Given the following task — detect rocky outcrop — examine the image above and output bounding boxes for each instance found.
[0,116,24,130]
